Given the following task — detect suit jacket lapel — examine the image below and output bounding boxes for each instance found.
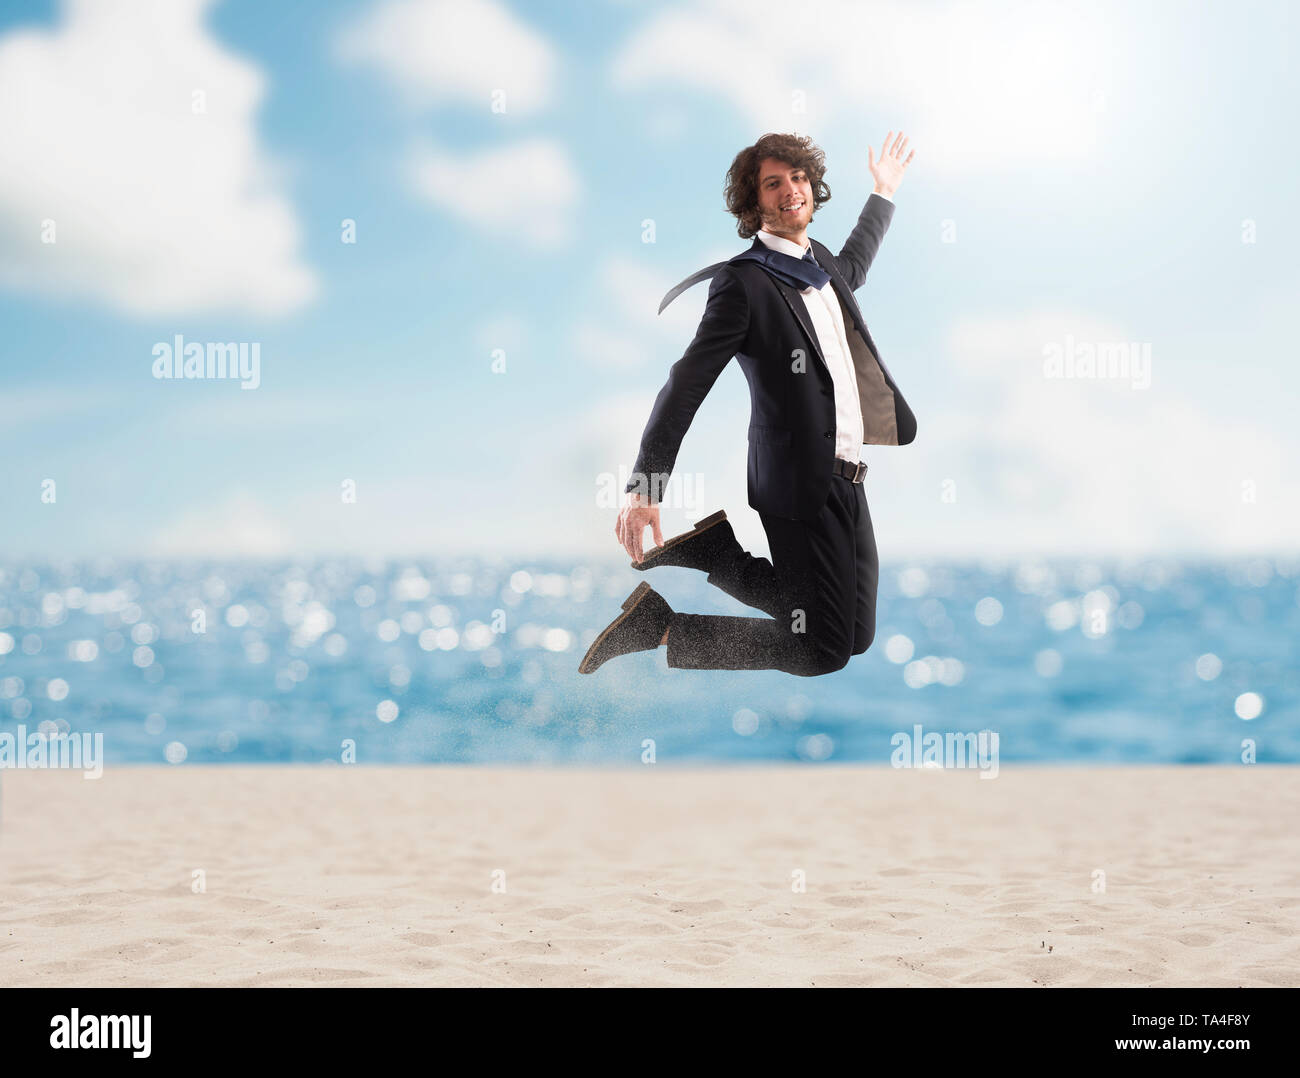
[772,277,827,374]
[813,239,868,340]
[810,238,902,389]
[746,239,830,373]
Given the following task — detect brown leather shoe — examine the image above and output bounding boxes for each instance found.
[632,510,733,572]
[578,582,673,674]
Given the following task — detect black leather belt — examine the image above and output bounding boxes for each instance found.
[833,458,868,483]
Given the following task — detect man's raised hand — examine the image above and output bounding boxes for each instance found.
[867,130,915,199]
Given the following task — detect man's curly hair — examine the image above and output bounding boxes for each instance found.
[724,132,831,239]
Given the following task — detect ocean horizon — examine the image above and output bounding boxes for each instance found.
[1,554,1295,766]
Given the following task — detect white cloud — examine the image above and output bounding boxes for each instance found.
[610,0,1127,177]
[407,136,579,246]
[336,0,572,248]
[870,310,1300,557]
[0,0,316,317]
[336,0,555,114]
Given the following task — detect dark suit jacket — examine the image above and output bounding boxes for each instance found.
[625,193,917,521]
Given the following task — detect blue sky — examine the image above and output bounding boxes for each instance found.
[1,0,1297,562]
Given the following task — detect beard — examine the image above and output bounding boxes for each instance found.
[760,203,812,232]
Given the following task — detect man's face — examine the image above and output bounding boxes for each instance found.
[756,156,813,234]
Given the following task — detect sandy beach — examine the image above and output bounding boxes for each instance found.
[1,765,1296,987]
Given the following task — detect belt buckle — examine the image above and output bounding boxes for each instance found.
[853,461,867,483]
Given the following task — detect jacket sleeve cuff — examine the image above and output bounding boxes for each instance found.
[625,471,668,503]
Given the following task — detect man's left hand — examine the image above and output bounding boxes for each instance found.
[868,130,915,198]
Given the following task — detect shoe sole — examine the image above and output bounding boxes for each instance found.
[632,510,727,570]
[578,581,655,674]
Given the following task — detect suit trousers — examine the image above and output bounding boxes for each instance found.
[664,473,879,676]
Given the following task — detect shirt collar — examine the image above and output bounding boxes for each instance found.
[755,228,812,261]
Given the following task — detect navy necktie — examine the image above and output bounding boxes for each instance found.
[656,239,831,313]
[751,243,831,293]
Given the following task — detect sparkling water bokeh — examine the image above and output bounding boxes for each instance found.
[1,555,1296,765]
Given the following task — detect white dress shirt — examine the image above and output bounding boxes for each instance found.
[755,191,893,467]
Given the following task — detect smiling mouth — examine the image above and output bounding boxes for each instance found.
[780,200,805,214]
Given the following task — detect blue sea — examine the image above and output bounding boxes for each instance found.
[1,556,1296,765]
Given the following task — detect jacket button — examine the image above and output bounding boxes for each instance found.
[823,431,833,439]
[820,388,830,396]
